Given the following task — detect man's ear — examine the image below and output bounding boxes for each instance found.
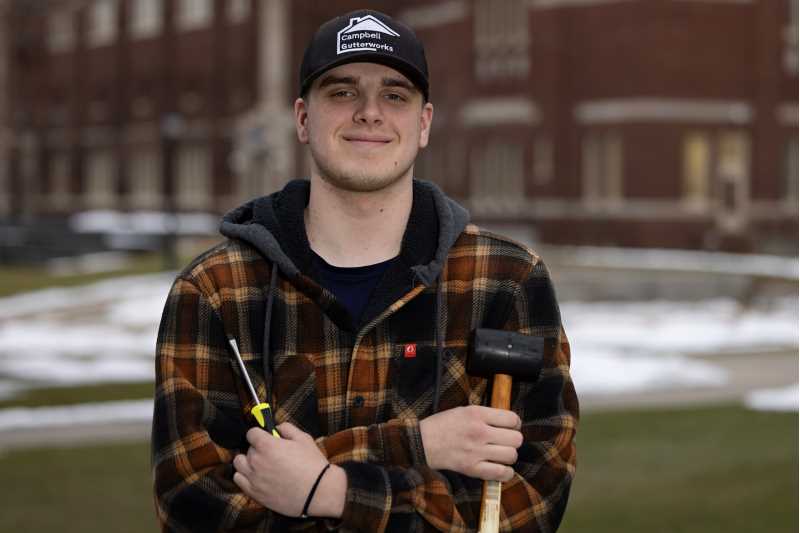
[418,102,434,148]
[294,97,309,144]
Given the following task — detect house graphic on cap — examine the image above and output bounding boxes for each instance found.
[336,15,400,55]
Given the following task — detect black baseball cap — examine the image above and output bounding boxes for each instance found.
[299,9,429,101]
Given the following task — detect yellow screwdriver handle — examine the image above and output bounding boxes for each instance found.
[250,403,281,438]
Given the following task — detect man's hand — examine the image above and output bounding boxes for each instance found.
[419,405,523,482]
[233,422,347,518]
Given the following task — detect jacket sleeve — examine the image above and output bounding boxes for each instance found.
[153,276,271,532]
[327,258,579,532]
[152,276,429,532]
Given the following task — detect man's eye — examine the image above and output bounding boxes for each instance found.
[385,93,406,102]
[332,90,355,98]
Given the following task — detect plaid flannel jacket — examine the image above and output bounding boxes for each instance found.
[152,181,578,532]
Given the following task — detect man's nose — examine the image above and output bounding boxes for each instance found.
[353,95,383,125]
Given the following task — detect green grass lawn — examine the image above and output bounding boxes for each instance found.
[0,253,169,298]
[559,405,798,533]
[0,245,217,298]
[0,405,795,532]
[0,441,156,533]
[0,382,155,410]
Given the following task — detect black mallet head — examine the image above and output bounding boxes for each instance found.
[468,329,544,381]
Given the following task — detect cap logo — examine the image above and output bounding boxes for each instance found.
[336,15,400,55]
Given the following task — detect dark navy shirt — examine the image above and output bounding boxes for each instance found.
[311,251,398,325]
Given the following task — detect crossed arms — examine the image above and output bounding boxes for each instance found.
[153,271,578,532]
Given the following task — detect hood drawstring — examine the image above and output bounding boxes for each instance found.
[262,265,279,403]
[432,275,445,414]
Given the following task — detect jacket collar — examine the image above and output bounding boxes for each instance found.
[220,178,469,330]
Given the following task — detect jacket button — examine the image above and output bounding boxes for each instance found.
[353,396,365,408]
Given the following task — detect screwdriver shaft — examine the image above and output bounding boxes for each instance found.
[228,338,260,407]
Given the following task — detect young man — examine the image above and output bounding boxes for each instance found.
[153,9,578,532]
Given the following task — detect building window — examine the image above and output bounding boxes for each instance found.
[785,0,798,74]
[88,99,110,122]
[130,0,162,39]
[533,136,554,185]
[682,130,751,213]
[129,146,161,208]
[86,149,116,208]
[131,95,155,119]
[582,131,623,205]
[784,137,798,204]
[178,91,204,115]
[0,160,7,217]
[49,151,72,210]
[176,144,211,210]
[228,88,251,112]
[415,145,443,188]
[47,11,75,53]
[717,131,749,182]
[88,0,118,48]
[682,132,711,207]
[19,133,38,193]
[229,0,251,24]
[717,130,750,211]
[446,139,467,196]
[50,102,69,126]
[177,0,213,31]
[416,142,465,196]
[473,0,529,81]
[470,140,525,204]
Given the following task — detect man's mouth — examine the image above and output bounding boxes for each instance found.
[343,135,393,146]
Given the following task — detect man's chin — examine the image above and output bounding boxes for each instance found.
[318,168,411,194]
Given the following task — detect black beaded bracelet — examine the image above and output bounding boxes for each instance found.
[301,463,332,519]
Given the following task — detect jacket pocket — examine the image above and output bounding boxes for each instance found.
[390,343,439,417]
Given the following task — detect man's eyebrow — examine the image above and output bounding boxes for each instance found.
[317,75,357,90]
[382,77,415,92]
[315,74,417,93]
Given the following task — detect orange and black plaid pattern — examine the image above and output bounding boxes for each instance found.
[152,225,578,532]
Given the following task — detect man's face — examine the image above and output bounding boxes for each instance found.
[294,62,434,193]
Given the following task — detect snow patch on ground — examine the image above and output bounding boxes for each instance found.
[70,210,217,236]
[571,349,728,396]
[0,268,795,431]
[554,246,798,280]
[561,298,797,357]
[0,273,173,387]
[0,276,795,395]
[46,252,134,276]
[744,384,799,412]
[0,399,154,429]
[561,297,797,395]
[0,272,175,321]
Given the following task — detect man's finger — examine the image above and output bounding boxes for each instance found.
[482,407,522,430]
[483,444,519,466]
[246,427,270,448]
[233,454,253,477]
[233,471,254,496]
[474,461,515,482]
[275,422,302,440]
[486,426,524,449]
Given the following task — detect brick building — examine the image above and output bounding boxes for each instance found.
[1,0,797,253]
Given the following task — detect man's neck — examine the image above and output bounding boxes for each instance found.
[305,175,412,268]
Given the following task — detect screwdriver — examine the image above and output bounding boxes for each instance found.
[228,337,280,438]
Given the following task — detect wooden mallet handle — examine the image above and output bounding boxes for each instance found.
[478,373,513,533]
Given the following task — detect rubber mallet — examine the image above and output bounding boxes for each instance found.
[468,328,544,533]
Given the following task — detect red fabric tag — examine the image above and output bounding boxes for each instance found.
[404,343,417,358]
